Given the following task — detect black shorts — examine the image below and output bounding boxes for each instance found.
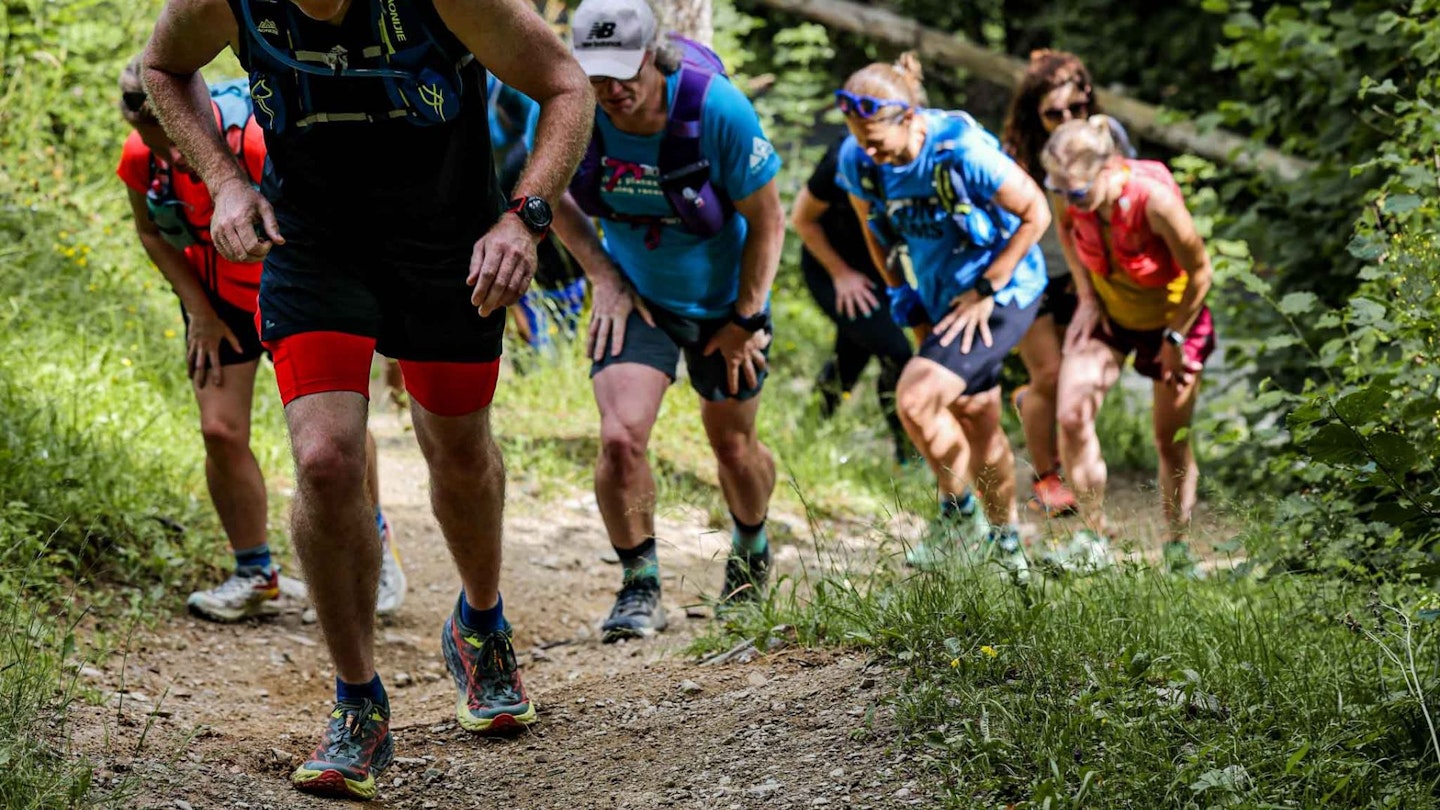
[917,296,1040,395]
[256,215,504,362]
[1036,273,1077,325]
[591,304,772,402]
[181,292,265,366]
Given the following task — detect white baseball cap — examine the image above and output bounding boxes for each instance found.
[571,0,657,80]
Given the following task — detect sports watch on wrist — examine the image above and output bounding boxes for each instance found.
[507,196,553,237]
[730,308,768,333]
[1162,328,1186,348]
[973,276,996,299]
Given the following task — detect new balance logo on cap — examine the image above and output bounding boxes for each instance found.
[589,22,617,39]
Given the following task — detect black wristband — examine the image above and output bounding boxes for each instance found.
[973,277,996,298]
[730,308,768,333]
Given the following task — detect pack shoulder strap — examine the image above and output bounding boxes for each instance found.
[209,78,254,132]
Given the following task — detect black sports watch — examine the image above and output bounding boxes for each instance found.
[1163,328,1186,347]
[507,196,553,237]
[973,276,996,299]
[730,308,768,333]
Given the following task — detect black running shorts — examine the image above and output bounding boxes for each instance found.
[590,304,772,402]
[917,296,1040,395]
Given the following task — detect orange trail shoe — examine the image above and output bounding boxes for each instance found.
[1028,470,1078,517]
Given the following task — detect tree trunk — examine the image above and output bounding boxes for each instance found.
[748,0,1316,182]
[662,0,714,46]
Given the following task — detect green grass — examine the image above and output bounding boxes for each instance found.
[708,540,1440,807]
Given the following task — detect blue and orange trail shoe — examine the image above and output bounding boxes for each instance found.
[291,698,394,801]
[601,578,669,643]
[186,567,281,623]
[441,608,537,734]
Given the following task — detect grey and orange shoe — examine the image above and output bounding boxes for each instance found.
[440,602,536,733]
[291,698,394,800]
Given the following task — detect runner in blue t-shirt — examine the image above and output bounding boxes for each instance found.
[552,0,785,641]
[835,54,1051,580]
[485,72,586,354]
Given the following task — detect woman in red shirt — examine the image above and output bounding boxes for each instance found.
[1043,116,1216,577]
[115,58,405,618]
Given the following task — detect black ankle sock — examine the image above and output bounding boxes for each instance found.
[617,537,660,585]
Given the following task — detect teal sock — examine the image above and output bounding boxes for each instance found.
[234,544,272,574]
[732,513,768,557]
[940,491,977,520]
[616,537,660,585]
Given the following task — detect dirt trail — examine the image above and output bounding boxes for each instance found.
[68,400,937,810]
[67,379,1234,809]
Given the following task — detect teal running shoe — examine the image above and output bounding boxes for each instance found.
[906,503,989,570]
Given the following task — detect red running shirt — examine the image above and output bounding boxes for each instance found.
[116,104,267,312]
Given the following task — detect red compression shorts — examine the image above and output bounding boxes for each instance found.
[265,329,500,417]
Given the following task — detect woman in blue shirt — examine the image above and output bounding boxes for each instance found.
[836,54,1051,578]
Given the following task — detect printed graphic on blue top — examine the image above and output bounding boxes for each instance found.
[837,109,1046,323]
[593,70,781,319]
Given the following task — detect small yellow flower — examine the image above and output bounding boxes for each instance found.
[120,358,132,367]
[980,645,998,658]
[164,329,177,339]
[76,257,87,267]
[58,230,70,240]
[81,245,91,254]
[950,658,959,668]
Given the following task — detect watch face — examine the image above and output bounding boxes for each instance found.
[521,197,553,230]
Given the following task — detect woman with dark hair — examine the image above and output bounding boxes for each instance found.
[834,54,1051,578]
[1000,50,1134,519]
[791,136,913,464]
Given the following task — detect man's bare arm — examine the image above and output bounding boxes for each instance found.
[142,0,243,193]
[435,0,593,204]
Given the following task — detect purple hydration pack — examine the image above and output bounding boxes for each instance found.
[569,34,733,248]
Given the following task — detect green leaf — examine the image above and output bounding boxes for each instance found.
[1306,423,1366,465]
[1384,194,1423,215]
[1332,386,1388,423]
[1349,298,1386,325]
[1369,432,1418,473]
[1283,741,1311,776]
[1277,292,1318,316]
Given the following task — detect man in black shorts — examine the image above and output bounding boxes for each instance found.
[143,0,591,799]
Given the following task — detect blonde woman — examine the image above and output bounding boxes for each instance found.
[1043,116,1216,576]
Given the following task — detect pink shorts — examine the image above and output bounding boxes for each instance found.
[1098,307,1216,381]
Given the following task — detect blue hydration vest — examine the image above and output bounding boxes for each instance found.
[234,0,472,133]
[857,111,1010,255]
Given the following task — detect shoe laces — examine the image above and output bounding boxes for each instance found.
[611,580,659,618]
[322,699,380,761]
[470,631,520,698]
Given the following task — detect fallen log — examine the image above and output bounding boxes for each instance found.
[748,0,1317,182]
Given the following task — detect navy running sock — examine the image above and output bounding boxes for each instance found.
[616,538,660,586]
[940,491,977,520]
[732,513,768,557]
[234,544,272,574]
[335,674,387,707]
[458,591,507,635]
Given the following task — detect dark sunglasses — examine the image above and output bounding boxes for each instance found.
[1041,100,1089,124]
[1044,175,1094,203]
[834,89,910,120]
[122,90,148,113]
